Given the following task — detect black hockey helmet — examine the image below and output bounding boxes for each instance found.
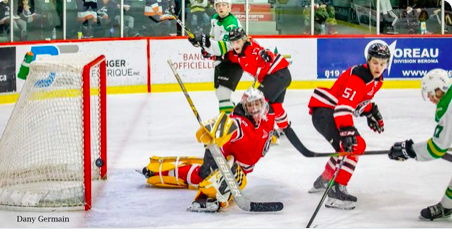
[229,27,246,42]
[367,43,391,61]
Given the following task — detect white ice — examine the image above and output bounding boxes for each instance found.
[0,89,451,228]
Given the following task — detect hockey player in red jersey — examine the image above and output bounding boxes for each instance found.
[226,27,292,132]
[307,43,391,210]
[141,88,276,212]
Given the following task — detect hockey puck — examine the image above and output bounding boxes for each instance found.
[95,158,104,167]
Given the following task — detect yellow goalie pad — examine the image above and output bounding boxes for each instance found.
[146,156,203,189]
[196,112,238,147]
[194,158,247,209]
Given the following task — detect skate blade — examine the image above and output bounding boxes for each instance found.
[418,214,452,221]
[325,198,356,210]
[308,187,326,194]
[187,205,220,213]
[135,169,147,178]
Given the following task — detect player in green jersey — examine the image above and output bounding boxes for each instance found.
[188,0,243,114]
[389,68,452,221]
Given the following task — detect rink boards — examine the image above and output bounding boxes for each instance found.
[1,36,452,104]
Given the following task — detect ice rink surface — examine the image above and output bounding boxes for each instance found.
[0,89,451,228]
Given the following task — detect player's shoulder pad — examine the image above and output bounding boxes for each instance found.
[435,86,452,122]
[350,64,373,84]
[222,14,240,32]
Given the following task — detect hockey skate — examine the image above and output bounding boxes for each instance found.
[325,182,357,210]
[187,195,220,213]
[419,202,452,221]
[308,175,329,193]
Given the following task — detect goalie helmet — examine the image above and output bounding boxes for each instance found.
[367,43,391,62]
[421,68,451,101]
[241,88,268,125]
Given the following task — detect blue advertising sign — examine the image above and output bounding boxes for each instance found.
[317,38,452,79]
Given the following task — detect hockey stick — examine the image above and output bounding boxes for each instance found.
[166,10,195,39]
[443,152,452,162]
[251,69,260,89]
[167,59,283,212]
[167,10,212,57]
[285,125,387,157]
[306,156,348,228]
[283,124,371,158]
[285,125,452,161]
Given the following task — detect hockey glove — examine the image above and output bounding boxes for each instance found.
[188,33,211,48]
[362,103,384,133]
[388,139,416,161]
[201,48,211,59]
[339,126,359,154]
[188,36,200,47]
[259,49,272,63]
[195,113,238,147]
[196,125,213,145]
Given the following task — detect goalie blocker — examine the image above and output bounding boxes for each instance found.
[142,88,277,212]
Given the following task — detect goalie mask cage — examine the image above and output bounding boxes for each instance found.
[0,54,107,211]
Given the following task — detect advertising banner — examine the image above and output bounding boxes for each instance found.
[150,39,217,84]
[150,38,317,84]
[255,38,317,81]
[232,4,274,21]
[0,47,16,93]
[317,38,452,79]
[14,39,148,91]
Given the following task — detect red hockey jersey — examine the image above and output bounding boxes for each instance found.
[308,64,384,129]
[227,39,289,82]
[221,105,275,174]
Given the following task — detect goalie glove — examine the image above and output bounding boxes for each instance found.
[388,139,416,161]
[195,112,238,147]
[362,103,384,133]
[196,125,213,145]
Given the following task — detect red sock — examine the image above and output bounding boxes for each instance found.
[155,165,203,185]
[321,155,359,186]
[270,103,289,130]
[177,165,203,185]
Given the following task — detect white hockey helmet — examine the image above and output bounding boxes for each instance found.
[241,88,268,125]
[421,68,451,101]
[214,0,231,8]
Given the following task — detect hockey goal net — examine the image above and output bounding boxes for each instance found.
[0,54,107,211]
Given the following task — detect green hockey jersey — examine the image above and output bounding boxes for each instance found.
[413,86,452,161]
[204,13,241,57]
